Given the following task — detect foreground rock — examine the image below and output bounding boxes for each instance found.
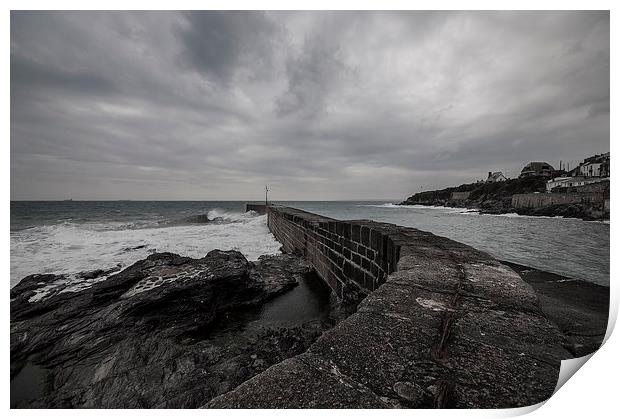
[10,250,324,408]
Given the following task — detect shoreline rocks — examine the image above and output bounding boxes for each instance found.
[10,250,329,408]
[402,200,609,221]
[181,214,211,224]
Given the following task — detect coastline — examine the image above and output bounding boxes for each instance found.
[398,200,610,221]
[398,176,610,221]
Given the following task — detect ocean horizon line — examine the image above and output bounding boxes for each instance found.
[10,198,403,203]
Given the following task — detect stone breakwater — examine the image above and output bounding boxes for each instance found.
[210,205,572,408]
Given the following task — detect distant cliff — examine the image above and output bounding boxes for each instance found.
[399,177,608,220]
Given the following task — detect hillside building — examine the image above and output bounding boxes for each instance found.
[571,152,610,178]
[546,176,609,192]
[519,162,555,178]
[486,171,507,182]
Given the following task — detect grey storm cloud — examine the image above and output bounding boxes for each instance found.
[180,11,282,82]
[10,11,609,200]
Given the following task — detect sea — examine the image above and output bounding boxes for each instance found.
[10,200,610,289]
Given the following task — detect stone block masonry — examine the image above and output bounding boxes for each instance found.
[512,192,607,208]
[267,206,399,302]
[208,206,571,408]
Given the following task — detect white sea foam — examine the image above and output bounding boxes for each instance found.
[365,203,596,221]
[481,212,578,220]
[361,203,478,215]
[588,219,610,224]
[11,212,281,288]
[207,208,257,222]
[358,203,400,208]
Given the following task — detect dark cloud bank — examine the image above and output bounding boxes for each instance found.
[11,11,609,200]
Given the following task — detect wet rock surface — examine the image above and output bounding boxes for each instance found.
[502,261,609,357]
[10,250,332,408]
[481,202,608,221]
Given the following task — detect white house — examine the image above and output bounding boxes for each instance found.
[546,176,609,192]
[580,162,602,177]
[486,171,507,182]
[572,152,610,177]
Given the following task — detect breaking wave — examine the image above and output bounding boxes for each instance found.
[10,210,281,287]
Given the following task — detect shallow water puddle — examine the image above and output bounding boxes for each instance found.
[11,362,48,407]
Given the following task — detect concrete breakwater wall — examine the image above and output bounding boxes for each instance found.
[267,206,398,301]
[512,192,607,209]
[209,206,569,408]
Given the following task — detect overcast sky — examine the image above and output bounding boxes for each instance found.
[11,11,609,201]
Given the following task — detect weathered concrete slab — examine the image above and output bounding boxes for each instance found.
[453,309,569,360]
[309,311,442,398]
[460,261,542,313]
[447,338,561,408]
[207,353,389,408]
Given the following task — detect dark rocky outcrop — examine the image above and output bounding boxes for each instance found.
[77,266,122,280]
[10,274,65,300]
[10,251,325,408]
[505,202,607,221]
[122,244,148,252]
[181,214,211,224]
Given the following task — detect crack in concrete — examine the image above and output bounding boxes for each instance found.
[429,260,466,408]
